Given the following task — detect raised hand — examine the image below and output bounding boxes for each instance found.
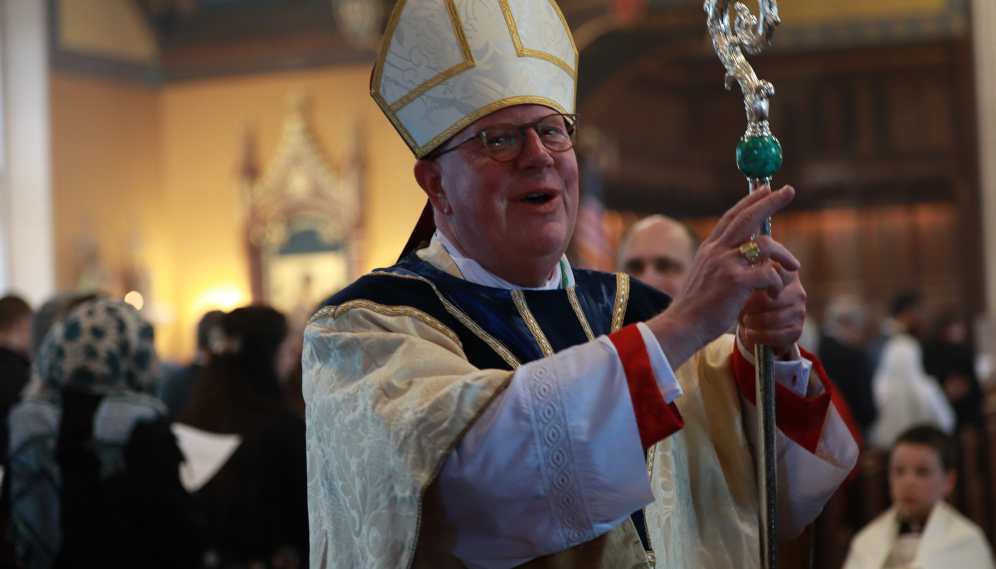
[646,185,801,367]
[738,263,806,358]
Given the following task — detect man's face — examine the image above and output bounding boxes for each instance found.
[0,315,32,357]
[418,105,579,284]
[889,442,955,522]
[619,218,695,297]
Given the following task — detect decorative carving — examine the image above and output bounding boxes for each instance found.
[704,0,779,125]
[242,95,365,327]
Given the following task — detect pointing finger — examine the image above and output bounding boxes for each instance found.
[710,186,771,240]
[721,186,796,247]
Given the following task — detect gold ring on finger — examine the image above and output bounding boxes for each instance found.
[739,241,761,264]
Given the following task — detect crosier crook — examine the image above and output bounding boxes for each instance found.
[704,0,783,567]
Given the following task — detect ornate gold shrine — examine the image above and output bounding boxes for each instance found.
[242,96,364,327]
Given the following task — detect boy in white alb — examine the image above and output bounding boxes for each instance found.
[844,425,996,569]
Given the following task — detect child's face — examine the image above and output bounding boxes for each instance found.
[888,442,956,522]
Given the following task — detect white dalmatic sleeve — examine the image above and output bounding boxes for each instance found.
[735,335,861,540]
[436,324,682,569]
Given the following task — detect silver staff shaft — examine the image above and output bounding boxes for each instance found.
[705,0,783,564]
[749,178,778,569]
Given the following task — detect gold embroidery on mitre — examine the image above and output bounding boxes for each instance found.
[511,289,555,358]
[370,0,578,158]
[309,300,462,347]
[372,271,522,369]
[611,273,630,333]
[370,0,476,149]
[497,0,578,80]
[386,0,476,113]
[567,286,595,341]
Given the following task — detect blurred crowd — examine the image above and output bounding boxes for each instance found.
[0,293,308,569]
[0,214,989,569]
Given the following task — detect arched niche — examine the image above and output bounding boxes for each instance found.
[243,97,365,327]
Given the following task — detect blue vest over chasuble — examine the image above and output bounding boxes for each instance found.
[322,252,672,552]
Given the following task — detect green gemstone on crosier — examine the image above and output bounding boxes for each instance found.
[736,135,783,178]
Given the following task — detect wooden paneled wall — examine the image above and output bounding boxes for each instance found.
[589,39,982,320]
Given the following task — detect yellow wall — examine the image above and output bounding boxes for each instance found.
[50,74,178,354]
[158,66,423,358]
[52,67,424,359]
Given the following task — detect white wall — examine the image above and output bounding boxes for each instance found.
[0,0,55,305]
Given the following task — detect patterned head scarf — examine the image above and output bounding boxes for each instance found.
[9,297,165,569]
[33,296,160,396]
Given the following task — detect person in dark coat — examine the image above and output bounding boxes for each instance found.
[180,306,308,569]
[923,313,985,430]
[0,295,33,568]
[157,310,225,422]
[819,296,877,438]
[7,297,205,569]
[0,296,32,460]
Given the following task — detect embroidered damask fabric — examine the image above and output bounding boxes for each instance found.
[645,336,761,569]
[304,307,514,568]
[522,358,595,546]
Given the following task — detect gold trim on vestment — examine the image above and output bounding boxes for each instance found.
[643,442,658,566]
[611,273,630,333]
[310,276,518,569]
[310,301,462,347]
[511,289,554,358]
[373,271,522,369]
[414,370,515,568]
[497,0,577,80]
[567,286,595,341]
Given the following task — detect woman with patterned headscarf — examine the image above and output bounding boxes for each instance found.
[8,297,205,569]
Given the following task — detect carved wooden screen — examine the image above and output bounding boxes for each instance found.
[244,98,364,328]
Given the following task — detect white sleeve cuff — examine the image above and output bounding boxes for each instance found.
[735,327,815,398]
[636,322,684,403]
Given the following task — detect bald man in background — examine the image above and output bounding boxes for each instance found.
[618,215,701,297]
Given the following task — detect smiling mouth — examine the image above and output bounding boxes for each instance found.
[521,192,555,205]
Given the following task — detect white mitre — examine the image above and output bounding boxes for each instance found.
[371,0,578,158]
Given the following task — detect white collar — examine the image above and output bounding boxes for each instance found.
[435,231,575,291]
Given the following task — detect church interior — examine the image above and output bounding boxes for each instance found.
[1,0,995,567]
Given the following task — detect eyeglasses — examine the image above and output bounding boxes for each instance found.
[431,113,579,162]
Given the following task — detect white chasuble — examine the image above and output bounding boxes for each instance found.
[645,336,860,569]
